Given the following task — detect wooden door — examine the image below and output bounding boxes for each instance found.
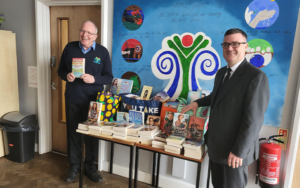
[50,6,101,153]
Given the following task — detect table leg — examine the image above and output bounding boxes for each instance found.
[79,134,84,188]
[152,152,156,186]
[196,162,202,188]
[206,161,210,188]
[155,153,161,188]
[134,147,140,188]
[110,142,114,174]
[129,146,134,188]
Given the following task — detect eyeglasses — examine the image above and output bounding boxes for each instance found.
[79,29,96,36]
[221,42,247,49]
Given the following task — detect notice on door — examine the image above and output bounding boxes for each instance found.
[28,66,37,88]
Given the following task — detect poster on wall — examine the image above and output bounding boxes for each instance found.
[112,0,300,127]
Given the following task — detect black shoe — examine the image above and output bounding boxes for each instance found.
[84,170,103,182]
[65,168,80,182]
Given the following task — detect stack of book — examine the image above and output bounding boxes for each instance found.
[88,122,102,136]
[100,121,117,138]
[77,123,89,134]
[183,140,205,160]
[126,123,145,142]
[113,122,134,140]
[164,135,185,154]
[138,126,160,145]
[152,132,168,149]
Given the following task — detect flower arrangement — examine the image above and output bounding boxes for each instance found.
[0,13,6,24]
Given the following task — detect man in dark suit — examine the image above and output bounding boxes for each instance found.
[181,28,270,188]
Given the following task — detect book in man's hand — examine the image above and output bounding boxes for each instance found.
[72,58,85,78]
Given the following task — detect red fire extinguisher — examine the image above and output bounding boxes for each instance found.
[256,135,284,188]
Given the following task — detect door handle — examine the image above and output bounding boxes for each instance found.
[51,82,56,90]
[51,56,56,67]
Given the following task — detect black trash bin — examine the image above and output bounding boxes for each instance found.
[0,111,39,163]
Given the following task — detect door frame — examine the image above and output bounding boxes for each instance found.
[35,0,114,172]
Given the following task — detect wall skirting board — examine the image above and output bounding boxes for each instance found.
[102,160,204,188]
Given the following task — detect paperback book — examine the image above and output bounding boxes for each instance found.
[151,90,170,102]
[166,135,186,145]
[153,132,168,142]
[72,58,85,78]
[112,122,135,132]
[173,113,189,137]
[116,112,129,122]
[127,123,145,134]
[163,101,179,109]
[140,85,153,100]
[76,129,89,134]
[146,115,160,127]
[119,79,133,94]
[129,110,145,124]
[183,140,204,150]
[187,90,202,104]
[111,78,123,95]
[138,126,159,136]
[86,101,102,124]
[163,111,174,135]
[186,116,205,141]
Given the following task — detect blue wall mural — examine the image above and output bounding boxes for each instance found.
[112,0,300,127]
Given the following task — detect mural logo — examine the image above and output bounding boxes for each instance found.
[151,32,220,100]
[245,0,279,29]
[245,39,274,68]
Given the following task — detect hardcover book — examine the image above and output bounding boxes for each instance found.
[151,90,170,102]
[72,58,85,78]
[119,79,133,94]
[163,101,179,109]
[111,78,123,95]
[187,90,202,104]
[163,111,174,135]
[146,115,160,127]
[116,112,129,122]
[173,113,189,137]
[140,85,153,100]
[186,116,205,141]
[129,110,145,124]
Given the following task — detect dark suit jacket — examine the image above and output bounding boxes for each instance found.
[196,59,270,166]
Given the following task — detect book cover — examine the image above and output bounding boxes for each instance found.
[196,106,211,135]
[173,113,189,137]
[111,78,123,95]
[127,123,145,133]
[154,132,168,142]
[186,116,205,141]
[129,110,144,124]
[151,90,170,102]
[140,85,153,100]
[116,112,129,122]
[163,101,179,109]
[163,111,174,135]
[138,126,159,136]
[183,140,204,150]
[187,90,202,104]
[197,89,211,98]
[146,115,160,127]
[113,122,135,131]
[100,121,122,130]
[119,79,133,94]
[72,58,85,78]
[86,101,102,124]
[166,135,186,144]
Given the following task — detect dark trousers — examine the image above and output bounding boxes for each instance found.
[210,160,248,188]
[65,100,99,173]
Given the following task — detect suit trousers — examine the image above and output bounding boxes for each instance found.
[65,100,99,173]
[210,160,248,188]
